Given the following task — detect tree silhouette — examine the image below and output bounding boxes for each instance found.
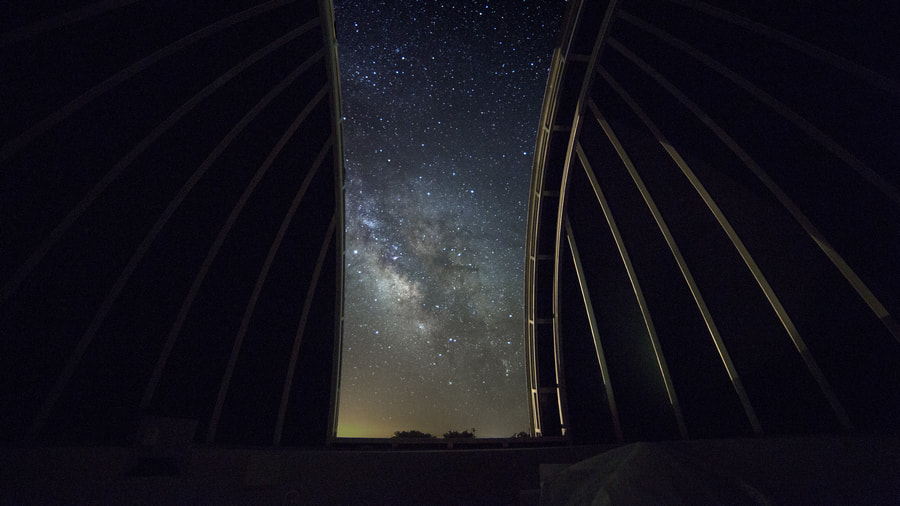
[392,430,435,438]
[442,428,476,439]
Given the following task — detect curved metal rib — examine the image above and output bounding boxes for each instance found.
[207,138,333,444]
[321,0,346,441]
[544,0,623,439]
[575,141,689,440]
[26,62,325,446]
[596,49,853,431]
[563,215,624,442]
[138,86,329,414]
[0,0,144,48]
[2,18,320,306]
[24,48,322,440]
[663,0,900,99]
[616,11,900,343]
[276,215,336,446]
[0,0,301,162]
[524,26,571,438]
[586,98,762,434]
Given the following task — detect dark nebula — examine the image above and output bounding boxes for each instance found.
[334,0,565,437]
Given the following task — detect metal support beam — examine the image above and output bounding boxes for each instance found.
[26,31,324,442]
[615,11,900,344]
[586,98,762,434]
[207,137,333,444]
[275,215,336,446]
[576,141,689,440]
[2,17,321,306]
[663,0,900,99]
[597,50,853,431]
[139,86,329,416]
[564,215,624,442]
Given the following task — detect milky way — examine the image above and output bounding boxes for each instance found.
[334,0,565,438]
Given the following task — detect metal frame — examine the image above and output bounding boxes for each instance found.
[596,46,853,430]
[207,138,334,443]
[523,0,583,436]
[665,0,900,100]
[137,85,329,421]
[322,0,346,444]
[0,0,301,163]
[576,142,689,439]
[563,216,624,442]
[618,10,900,343]
[276,217,337,446]
[525,0,624,439]
[2,17,319,306]
[26,23,326,441]
[586,98,761,434]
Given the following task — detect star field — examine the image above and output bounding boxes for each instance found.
[334,0,565,438]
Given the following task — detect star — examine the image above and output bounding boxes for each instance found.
[335,0,565,439]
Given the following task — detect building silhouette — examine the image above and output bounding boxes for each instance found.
[2,0,900,502]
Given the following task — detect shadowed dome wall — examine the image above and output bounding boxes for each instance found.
[525,0,900,443]
[1,0,344,446]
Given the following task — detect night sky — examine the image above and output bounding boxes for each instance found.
[334,0,565,438]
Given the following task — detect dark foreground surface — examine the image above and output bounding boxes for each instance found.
[2,436,898,505]
[0,440,600,505]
